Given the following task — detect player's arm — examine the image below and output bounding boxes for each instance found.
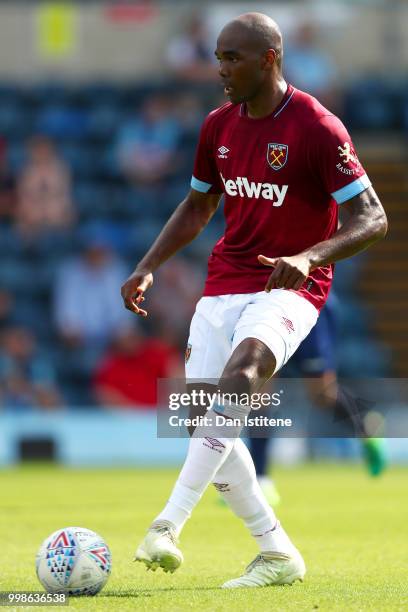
[259,185,387,291]
[305,185,387,267]
[121,189,221,315]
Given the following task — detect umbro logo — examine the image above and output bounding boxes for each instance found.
[217,145,229,159]
[203,437,225,453]
[281,317,295,334]
[213,482,230,492]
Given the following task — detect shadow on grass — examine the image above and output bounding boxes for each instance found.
[101,582,300,598]
[101,586,222,598]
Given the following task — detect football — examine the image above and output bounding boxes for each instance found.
[36,527,111,596]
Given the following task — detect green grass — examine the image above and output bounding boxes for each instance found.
[0,463,407,611]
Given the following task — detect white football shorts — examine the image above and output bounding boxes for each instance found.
[185,289,319,381]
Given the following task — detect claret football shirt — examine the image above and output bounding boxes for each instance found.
[191,84,371,311]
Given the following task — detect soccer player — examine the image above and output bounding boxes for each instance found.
[121,13,387,588]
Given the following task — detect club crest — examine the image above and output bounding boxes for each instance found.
[267,143,288,170]
[185,343,192,363]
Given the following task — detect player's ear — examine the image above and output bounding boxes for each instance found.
[262,48,277,70]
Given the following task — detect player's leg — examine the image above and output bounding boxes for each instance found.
[136,335,278,574]
[248,435,281,506]
[217,289,318,587]
[246,312,330,497]
[305,373,387,474]
[211,338,281,549]
[134,382,214,574]
[135,289,317,582]
[247,377,282,506]
[135,295,241,572]
[158,337,276,533]
[246,307,337,507]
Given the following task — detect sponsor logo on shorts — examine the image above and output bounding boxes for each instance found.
[281,317,295,334]
[185,343,192,363]
[203,437,225,453]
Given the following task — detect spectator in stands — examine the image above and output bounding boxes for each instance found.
[165,13,218,83]
[53,223,133,350]
[0,137,16,224]
[284,21,339,112]
[93,325,181,408]
[115,94,182,185]
[15,135,74,237]
[0,325,61,410]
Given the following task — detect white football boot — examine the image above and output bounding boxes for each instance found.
[222,549,305,588]
[134,520,183,573]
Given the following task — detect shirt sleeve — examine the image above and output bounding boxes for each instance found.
[191,114,223,194]
[310,115,371,204]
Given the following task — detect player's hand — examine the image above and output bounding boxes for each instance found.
[258,253,312,292]
[121,270,153,316]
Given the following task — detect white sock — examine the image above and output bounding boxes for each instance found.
[213,439,295,553]
[153,408,241,534]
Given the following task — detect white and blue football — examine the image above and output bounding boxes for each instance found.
[36,527,112,596]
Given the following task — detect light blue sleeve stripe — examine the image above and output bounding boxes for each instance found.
[191,176,212,193]
[331,174,371,204]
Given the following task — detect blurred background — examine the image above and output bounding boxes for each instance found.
[0,0,407,467]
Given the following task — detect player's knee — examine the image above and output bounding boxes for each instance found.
[220,362,269,396]
[224,363,254,386]
[231,353,275,382]
[218,364,251,398]
[220,339,276,394]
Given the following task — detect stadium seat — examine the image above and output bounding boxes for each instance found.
[332,255,367,296]
[335,301,372,338]
[337,338,392,377]
[127,219,163,256]
[36,105,89,140]
[87,104,122,141]
[0,259,53,297]
[344,78,399,130]
[0,103,31,138]
[11,299,54,343]
[59,143,97,178]
[26,82,70,107]
[73,181,112,219]
[0,226,24,258]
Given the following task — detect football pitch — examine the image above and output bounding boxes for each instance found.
[0,463,406,611]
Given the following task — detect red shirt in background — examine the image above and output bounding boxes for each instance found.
[94,338,179,408]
